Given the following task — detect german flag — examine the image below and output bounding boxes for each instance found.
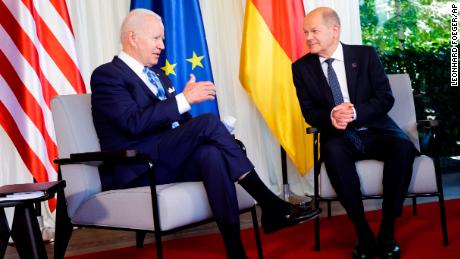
[239,0,312,174]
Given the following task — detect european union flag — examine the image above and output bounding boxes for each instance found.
[130,0,219,117]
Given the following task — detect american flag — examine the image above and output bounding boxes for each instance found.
[0,0,86,210]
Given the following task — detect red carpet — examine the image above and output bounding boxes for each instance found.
[67,199,460,258]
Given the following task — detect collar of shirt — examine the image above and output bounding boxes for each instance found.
[118,51,157,95]
[319,42,344,64]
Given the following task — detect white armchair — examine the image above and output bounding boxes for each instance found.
[51,94,263,259]
[307,74,448,250]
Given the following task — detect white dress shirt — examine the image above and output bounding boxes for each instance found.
[319,43,357,120]
[319,43,350,102]
[118,51,191,114]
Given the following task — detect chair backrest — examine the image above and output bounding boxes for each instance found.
[387,74,420,151]
[51,94,102,218]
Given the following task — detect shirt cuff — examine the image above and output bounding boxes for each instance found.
[175,93,191,114]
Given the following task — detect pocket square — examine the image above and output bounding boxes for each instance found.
[168,87,175,94]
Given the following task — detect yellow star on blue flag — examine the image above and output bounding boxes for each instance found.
[186,52,204,70]
[161,59,176,76]
[131,0,219,117]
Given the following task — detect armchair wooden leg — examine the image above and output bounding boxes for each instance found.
[327,201,332,218]
[136,231,146,248]
[438,195,449,246]
[250,206,264,259]
[147,160,163,259]
[314,217,320,251]
[412,197,417,215]
[154,230,163,259]
[54,189,73,259]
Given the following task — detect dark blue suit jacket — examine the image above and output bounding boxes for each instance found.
[292,44,407,140]
[91,56,191,190]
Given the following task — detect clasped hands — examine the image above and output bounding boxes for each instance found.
[182,76,354,130]
[183,74,216,104]
[331,102,355,130]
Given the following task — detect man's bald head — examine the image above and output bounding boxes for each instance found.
[120,9,162,45]
[310,7,341,27]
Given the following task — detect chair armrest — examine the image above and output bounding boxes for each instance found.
[417,120,443,157]
[418,119,441,129]
[54,150,151,165]
[306,127,319,134]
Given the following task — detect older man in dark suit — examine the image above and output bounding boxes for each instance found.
[292,7,418,259]
[91,8,319,259]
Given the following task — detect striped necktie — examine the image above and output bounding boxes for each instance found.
[325,58,365,153]
[143,67,166,100]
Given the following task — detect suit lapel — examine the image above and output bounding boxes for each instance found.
[306,55,335,106]
[342,44,358,103]
[152,67,176,98]
[112,57,160,100]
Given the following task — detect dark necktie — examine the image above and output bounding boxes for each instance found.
[143,67,166,100]
[325,58,365,153]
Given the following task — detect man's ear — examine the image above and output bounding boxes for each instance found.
[332,24,340,39]
[127,31,137,48]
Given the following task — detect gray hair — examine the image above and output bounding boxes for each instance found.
[120,8,162,42]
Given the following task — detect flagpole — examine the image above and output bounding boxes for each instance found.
[279,146,311,207]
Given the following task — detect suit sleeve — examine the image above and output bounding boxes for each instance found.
[91,66,185,136]
[353,47,394,127]
[292,62,335,130]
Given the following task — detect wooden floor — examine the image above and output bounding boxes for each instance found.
[4,207,260,258]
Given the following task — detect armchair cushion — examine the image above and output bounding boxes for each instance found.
[71,183,254,231]
[319,155,437,198]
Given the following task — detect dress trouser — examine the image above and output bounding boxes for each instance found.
[132,114,254,225]
[321,128,417,222]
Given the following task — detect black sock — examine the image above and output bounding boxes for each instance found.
[217,223,247,259]
[238,170,290,213]
[380,217,395,237]
[352,216,373,239]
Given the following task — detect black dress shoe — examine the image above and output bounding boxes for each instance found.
[353,235,376,259]
[377,234,400,259]
[261,205,320,233]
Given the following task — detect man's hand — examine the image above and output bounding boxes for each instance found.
[182,74,216,104]
[331,102,354,130]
